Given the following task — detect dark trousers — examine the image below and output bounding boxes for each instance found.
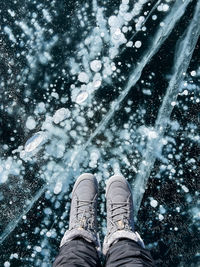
[53,238,154,267]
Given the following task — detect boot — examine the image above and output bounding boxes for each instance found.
[103,175,145,255]
[60,173,101,252]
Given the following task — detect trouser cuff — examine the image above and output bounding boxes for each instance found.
[103,230,145,256]
[60,228,101,255]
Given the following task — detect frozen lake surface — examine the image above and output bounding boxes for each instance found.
[0,0,200,266]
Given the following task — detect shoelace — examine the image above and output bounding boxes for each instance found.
[74,199,96,229]
[108,201,131,232]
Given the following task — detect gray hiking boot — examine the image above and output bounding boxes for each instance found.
[103,175,145,255]
[60,173,100,251]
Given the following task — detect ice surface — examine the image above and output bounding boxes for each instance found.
[0,0,193,237]
[133,0,200,215]
[0,0,200,265]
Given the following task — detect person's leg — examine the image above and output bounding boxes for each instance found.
[103,175,154,267]
[53,173,101,267]
[53,237,101,267]
[105,239,153,267]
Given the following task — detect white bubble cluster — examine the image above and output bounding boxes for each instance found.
[150,198,158,208]
[90,60,102,72]
[135,41,142,48]
[53,108,70,124]
[75,91,89,104]
[78,72,89,83]
[24,131,47,153]
[26,116,36,130]
[190,70,196,76]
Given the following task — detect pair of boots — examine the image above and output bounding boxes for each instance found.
[60,173,145,255]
